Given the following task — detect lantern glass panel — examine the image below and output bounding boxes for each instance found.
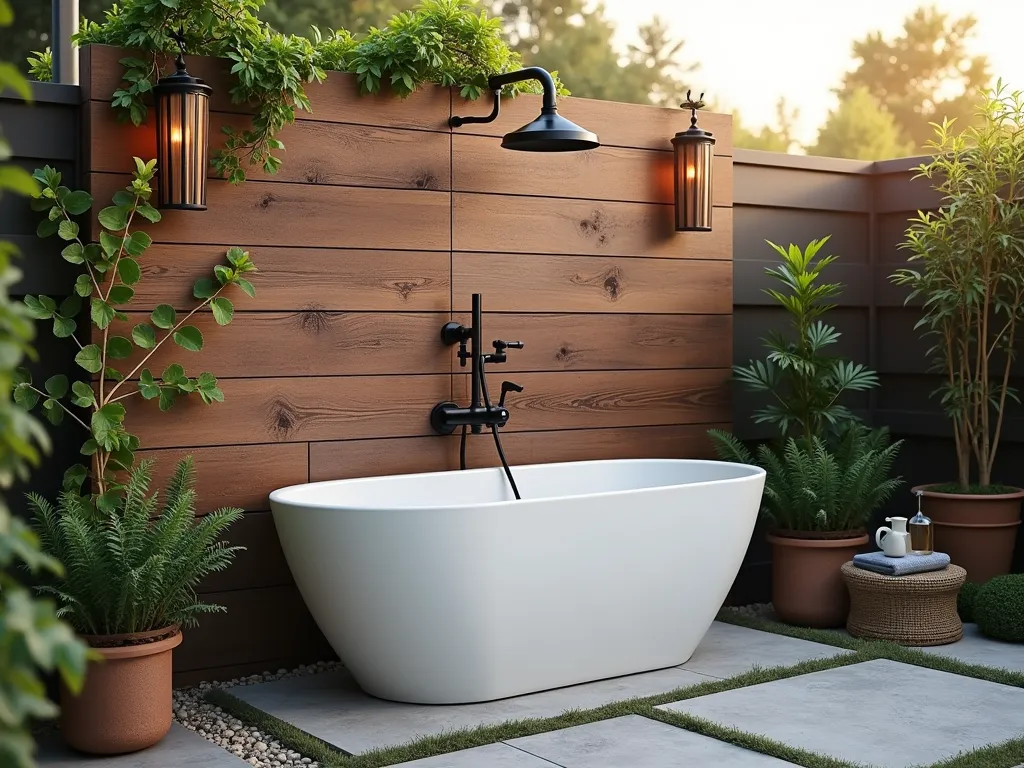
[155,85,210,210]
[673,137,714,231]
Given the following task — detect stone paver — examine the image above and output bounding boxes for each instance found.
[37,723,245,767]
[506,715,796,767]
[390,742,560,767]
[916,623,1024,672]
[659,659,1024,768]
[232,665,705,754]
[678,621,852,679]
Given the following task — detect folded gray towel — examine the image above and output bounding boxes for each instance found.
[852,550,951,576]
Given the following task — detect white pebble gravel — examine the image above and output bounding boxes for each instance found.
[722,602,776,620]
[172,659,340,768]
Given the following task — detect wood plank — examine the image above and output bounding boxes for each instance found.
[198,511,294,593]
[130,246,450,312]
[87,102,452,191]
[453,133,732,206]
[453,369,731,431]
[124,375,451,448]
[308,424,728,481]
[453,91,733,154]
[173,585,328,673]
[83,45,450,131]
[453,193,732,259]
[453,254,731,314]
[86,173,451,250]
[449,313,732,370]
[136,444,307,514]
[112,312,449,378]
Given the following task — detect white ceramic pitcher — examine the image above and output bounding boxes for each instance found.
[876,516,910,558]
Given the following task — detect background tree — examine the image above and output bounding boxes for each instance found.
[838,5,991,151]
[807,85,914,159]
[259,0,416,37]
[733,98,799,153]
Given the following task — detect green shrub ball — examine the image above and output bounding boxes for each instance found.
[974,574,1024,643]
[958,582,980,624]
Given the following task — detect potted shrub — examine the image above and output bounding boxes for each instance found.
[891,83,1024,584]
[29,457,243,754]
[710,237,902,627]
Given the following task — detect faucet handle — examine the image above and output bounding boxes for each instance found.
[494,340,524,351]
[499,381,524,408]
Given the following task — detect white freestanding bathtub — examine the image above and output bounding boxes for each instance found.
[269,458,765,704]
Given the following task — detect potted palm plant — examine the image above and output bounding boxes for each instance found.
[711,237,901,627]
[891,83,1024,584]
[29,457,243,755]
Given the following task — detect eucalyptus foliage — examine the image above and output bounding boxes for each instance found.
[29,457,243,636]
[891,81,1024,489]
[69,0,558,183]
[733,237,879,442]
[0,6,90,764]
[708,425,903,533]
[16,160,257,504]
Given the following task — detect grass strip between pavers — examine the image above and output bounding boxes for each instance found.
[205,614,1024,768]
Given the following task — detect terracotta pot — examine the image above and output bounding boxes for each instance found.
[767,531,869,628]
[913,484,1024,585]
[60,626,182,755]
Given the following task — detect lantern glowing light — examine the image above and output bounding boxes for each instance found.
[670,91,715,232]
[153,32,212,211]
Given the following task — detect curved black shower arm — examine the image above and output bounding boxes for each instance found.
[449,66,559,128]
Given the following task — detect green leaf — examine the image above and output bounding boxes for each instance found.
[225,246,248,267]
[136,203,161,223]
[63,464,88,491]
[61,242,85,264]
[214,264,233,284]
[139,370,160,399]
[53,315,77,337]
[108,285,135,305]
[91,298,116,329]
[173,325,203,352]
[97,206,128,231]
[60,295,82,317]
[13,367,31,385]
[79,439,98,456]
[161,363,186,385]
[210,297,233,326]
[99,231,122,257]
[91,402,126,447]
[63,190,93,215]
[117,257,141,286]
[14,383,39,410]
[36,216,59,238]
[43,398,64,425]
[74,274,93,297]
[236,277,256,298]
[193,277,217,299]
[106,335,133,359]
[44,374,68,398]
[125,231,151,256]
[24,295,53,319]
[74,344,103,373]
[158,386,178,411]
[71,381,97,408]
[132,323,156,349]
[96,490,121,513]
[57,219,80,240]
[151,304,176,329]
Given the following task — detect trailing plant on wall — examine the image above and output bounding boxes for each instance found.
[15,159,257,507]
[0,6,90,764]
[732,237,879,443]
[64,0,560,183]
[891,81,1024,490]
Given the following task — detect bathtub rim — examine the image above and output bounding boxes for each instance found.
[269,457,765,512]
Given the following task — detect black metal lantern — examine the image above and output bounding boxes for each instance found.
[153,32,212,210]
[671,91,715,232]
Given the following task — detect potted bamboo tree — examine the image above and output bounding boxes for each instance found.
[711,237,903,627]
[891,82,1024,584]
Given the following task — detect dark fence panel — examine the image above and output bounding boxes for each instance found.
[0,82,84,516]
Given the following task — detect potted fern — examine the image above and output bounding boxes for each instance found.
[29,458,242,755]
[711,238,902,627]
[891,83,1024,584]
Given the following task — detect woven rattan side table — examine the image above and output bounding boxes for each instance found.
[841,562,966,646]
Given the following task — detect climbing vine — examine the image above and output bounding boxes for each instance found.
[69,0,564,183]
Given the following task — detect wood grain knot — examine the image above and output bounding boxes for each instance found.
[393,282,419,301]
[267,397,299,439]
[555,345,580,363]
[256,193,277,209]
[603,274,621,299]
[569,265,625,302]
[412,171,439,190]
[577,210,609,245]
[304,164,328,184]
[297,310,330,333]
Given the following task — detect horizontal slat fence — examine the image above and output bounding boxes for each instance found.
[79,45,735,683]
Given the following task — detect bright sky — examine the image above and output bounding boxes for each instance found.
[601,0,1024,146]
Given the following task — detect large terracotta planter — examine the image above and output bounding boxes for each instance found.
[61,626,182,755]
[767,530,869,628]
[913,485,1024,585]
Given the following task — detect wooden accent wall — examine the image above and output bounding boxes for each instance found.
[81,45,734,683]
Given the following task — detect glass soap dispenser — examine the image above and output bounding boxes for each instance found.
[909,489,933,555]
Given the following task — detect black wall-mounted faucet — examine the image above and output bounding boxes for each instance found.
[431,293,524,436]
